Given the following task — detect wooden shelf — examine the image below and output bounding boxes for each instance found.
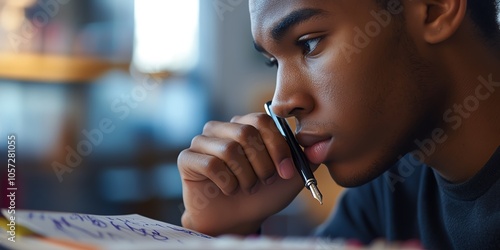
[0,53,130,83]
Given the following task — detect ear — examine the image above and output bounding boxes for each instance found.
[418,0,467,44]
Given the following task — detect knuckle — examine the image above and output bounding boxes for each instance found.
[222,181,238,195]
[202,120,217,133]
[252,113,271,126]
[253,114,276,139]
[230,115,241,123]
[181,213,192,228]
[220,141,243,157]
[177,149,197,169]
[226,159,243,174]
[234,124,258,142]
[190,135,204,147]
[205,158,239,194]
[204,156,224,174]
[177,149,189,163]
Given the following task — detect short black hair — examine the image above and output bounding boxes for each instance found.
[377,0,500,41]
[467,0,500,41]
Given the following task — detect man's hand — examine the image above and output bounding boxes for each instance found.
[177,113,305,236]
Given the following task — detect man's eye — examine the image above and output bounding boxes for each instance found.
[266,57,278,68]
[298,37,322,56]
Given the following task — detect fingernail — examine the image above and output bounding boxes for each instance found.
[265,173,278,185]
[279,158,295,179]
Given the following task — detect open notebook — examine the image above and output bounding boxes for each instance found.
[0,209,421,250]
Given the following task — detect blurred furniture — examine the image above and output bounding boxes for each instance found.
[0,53,129,82]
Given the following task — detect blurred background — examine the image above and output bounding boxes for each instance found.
[0,0,345,236]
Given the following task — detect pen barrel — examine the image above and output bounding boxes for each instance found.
[288,138,316,189]
[278,117,316,189]
[264,101,318,190]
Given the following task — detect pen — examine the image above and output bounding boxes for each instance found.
[264,101,323,205]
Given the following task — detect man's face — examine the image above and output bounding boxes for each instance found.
[250,0,446,186]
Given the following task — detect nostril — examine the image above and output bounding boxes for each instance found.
[271,92,314,118]
[288,107,305,116]
[269,101,290,118]
[270,101,303,118]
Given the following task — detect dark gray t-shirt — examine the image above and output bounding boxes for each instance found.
[315,147,500,249]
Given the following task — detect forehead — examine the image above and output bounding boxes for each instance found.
[249,0,330,19]
[249,0,334,42]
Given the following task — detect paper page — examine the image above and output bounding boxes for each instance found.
[2,209,211,248]
[1,210,421,250]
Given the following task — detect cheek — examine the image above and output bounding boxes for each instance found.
[305,30,420,157]
[307,46,390,132]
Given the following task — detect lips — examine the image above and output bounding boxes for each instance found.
[296,134,332,165]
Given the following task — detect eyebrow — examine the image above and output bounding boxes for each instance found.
[271,8,327,41]
[253,8,328,53]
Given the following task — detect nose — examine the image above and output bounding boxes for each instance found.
[271,64,314,118]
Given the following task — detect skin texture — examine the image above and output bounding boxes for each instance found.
[178,0,500,236]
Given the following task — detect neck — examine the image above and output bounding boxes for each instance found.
[420,30,500,183]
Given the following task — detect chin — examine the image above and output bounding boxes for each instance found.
[324,153,399,187]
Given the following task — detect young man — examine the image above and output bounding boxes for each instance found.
[178,0,500,248]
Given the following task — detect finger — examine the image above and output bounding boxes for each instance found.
[203,120,281,183]
[230,115,241,122]
[178,148,239,196]
[190,135,260,195]
[231,113,296,180]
